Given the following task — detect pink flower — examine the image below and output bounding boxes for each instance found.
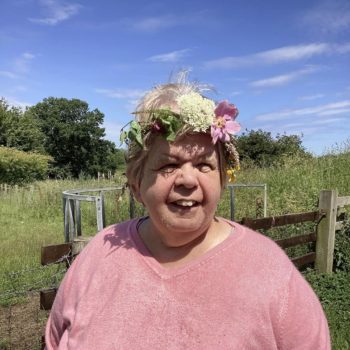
[152,121,161,132]
[211,100,240,144]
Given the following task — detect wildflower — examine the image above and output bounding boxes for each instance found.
[227,168,236,183]
[211,100,240,144]
[177,92,215,132]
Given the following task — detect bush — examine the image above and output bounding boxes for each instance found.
[0,147,51,185]
[304,270,350,347]
[333,220,350,272]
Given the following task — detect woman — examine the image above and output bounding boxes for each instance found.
[45,79,330,349]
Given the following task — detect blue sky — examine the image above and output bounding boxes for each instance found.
[1,0,350,155]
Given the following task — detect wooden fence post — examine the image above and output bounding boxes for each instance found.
[316,189,337,273]
[72,237,91,256]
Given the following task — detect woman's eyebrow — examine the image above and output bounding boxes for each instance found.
[158,153,180,160]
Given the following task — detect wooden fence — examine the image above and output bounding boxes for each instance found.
[240,210,323,270]
[316,189,350,273]
[40,189,350,311]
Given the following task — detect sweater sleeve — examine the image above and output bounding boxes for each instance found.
[278,268,331,350]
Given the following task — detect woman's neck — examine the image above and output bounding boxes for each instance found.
[138,217,232,268]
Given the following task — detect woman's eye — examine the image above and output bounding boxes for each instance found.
[159,164,178,173]
[197,163,212,172]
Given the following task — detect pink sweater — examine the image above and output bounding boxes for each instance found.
[45,218,330,349]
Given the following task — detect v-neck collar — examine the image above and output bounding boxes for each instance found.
[129,217,239,280]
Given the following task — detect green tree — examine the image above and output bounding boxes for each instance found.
[0,98,45,153]
[236,129,310,167]
[29,97,119,177]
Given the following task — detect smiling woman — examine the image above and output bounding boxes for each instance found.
[44,74,330,350]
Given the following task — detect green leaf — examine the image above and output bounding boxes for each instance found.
[128,128,143,148]
[120,131,127,144]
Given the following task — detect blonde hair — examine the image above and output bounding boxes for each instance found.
[125,78,228,189]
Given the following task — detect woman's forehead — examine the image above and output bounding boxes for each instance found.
[152,134,216,159]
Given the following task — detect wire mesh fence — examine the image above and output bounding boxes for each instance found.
[0,257,69,350]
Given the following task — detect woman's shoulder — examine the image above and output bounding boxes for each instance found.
[78,218,139,256]
[220,218,296,277]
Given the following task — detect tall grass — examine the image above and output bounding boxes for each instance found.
[0,150,350,347]
[1,152,350,275]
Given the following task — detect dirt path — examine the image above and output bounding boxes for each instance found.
[0,294,48,350]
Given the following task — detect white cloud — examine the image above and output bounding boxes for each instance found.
[282,117,346,129]
[255,100,350,121]
[203,42,350,69]
[29,0,82,26]
[0,71,18,79]
[257,43,329,62]
[302,0,350,34]
[299,94,325,101]
[121,11,208,32]
[95,88,145,100]
[319,108,350,116]
[148,49,191,63]
[14,52,36,73]
[250,67,318,88]
[121,15,182,32]
[2,96,32,109]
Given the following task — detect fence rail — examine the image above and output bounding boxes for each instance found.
[240,210,324,270]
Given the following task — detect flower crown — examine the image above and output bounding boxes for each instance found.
[120,92,241,182]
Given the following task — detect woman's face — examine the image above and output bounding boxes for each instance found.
[135,133,222,247]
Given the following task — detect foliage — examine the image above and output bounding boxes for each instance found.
[1,147,350,346]
[236,129,311,167]
[304,270,350,348]
[29,97,121,178]
[0,98,45,153]
[0,147,51,185]
[333,219,350,272]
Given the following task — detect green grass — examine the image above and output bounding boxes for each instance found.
[1,150,350,348]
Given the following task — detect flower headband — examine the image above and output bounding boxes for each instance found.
[120,92,241,182]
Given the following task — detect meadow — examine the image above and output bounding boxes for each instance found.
[1,150,350,349]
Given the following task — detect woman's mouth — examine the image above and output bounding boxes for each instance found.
[171,200,198,208]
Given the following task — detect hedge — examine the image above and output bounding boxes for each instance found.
[0,147,52,185]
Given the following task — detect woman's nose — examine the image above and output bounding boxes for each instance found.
[174,164,198,188]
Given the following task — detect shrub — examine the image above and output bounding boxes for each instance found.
[0,147,51,185]
[304,270,350,347]
[333,220,350,272]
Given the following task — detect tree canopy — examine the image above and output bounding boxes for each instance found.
[0,98,45,153]
[236,129,310,167]
[28,97,124,177]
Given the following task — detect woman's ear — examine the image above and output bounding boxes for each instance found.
[131,183,144,205]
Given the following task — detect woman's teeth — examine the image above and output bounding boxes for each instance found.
[174,200,197,207]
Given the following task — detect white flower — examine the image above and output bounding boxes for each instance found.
[177,92,215,132]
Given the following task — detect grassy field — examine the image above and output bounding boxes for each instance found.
[1,150,350,348]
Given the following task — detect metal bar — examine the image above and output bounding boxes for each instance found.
[68,199,76,240]
[264,187,267,217]
[227,183,268,220]
[227,184,266,188]
[230,186,235,221]
[75,200,82,236]
[101,191,106,228]
[63,186,122,196]
[96,196,104,231]
[129,191,135,219]
[63,198,70,242]
[62,194,97,202]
